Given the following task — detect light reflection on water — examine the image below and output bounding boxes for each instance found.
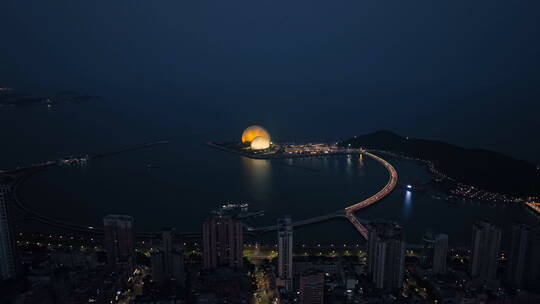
[345,154,353,177]
[242,157,271,208]
[402,190,412,219]
[358,154,364,166]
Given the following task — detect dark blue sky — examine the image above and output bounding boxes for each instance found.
[1,0,539,162]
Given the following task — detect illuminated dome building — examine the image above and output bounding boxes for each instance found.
[250,136,270,150]
[241,125,270,143]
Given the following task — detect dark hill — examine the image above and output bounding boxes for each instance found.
[339,130,539,195]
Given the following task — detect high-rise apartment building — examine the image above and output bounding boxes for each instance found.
[470,221,501,283]
[103,215,135,270]
[151,228,184,287]
[277,215,293,292]
[0,185,17,280]
[202,216,243,269]
[432,234,448,274]
[525,226,540,290]
[506,223,533,288]
[367,221,406,291]
[421,229,435,268]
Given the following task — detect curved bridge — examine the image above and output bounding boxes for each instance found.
[344,151,398,239]
[253,151,398,240]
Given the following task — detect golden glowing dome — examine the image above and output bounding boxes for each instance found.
[250,136,270,150]
[241,125,270,143]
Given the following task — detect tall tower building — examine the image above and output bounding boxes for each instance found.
[299,272,324,304]
[103,215,135,269]
[507,223,529,288]
[151,228,184,287]
[202,216,243,270]
[0,185,17,280]
[421,229,435,268]
[367,221,406,292]
[432,234,448,274]
[470,221,501,282]
[277,215,293,292]
[525,226,540,290]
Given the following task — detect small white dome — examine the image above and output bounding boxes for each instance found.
[250,136,270,150]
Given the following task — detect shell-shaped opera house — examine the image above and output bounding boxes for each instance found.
[241,125,271,143]
[241,125,271,150]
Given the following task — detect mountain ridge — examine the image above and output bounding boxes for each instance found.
[339,130,539,196]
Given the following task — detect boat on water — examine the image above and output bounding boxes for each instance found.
[212,202,265,220]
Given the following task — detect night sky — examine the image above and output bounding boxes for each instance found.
[1,0,539,162]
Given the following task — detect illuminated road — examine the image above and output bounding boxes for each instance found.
[344,151,398,239]
[253,150,398,240]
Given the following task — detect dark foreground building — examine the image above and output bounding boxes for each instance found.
[299,271,324,304]
[103,214,135,270]
[151,228,185,287]
[367,221,406,292]
[470,220,501,284]
[0,185,17,281]
[277,215,293,292]
[202,216,243,270]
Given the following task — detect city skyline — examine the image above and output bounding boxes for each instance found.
[1,0,540,303]
[1,128,539,302]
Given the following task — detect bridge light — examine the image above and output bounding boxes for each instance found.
[406,185,412,189]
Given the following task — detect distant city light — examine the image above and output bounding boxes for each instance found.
[406,185,412,189]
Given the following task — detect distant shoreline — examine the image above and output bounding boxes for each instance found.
[204,141,360,160]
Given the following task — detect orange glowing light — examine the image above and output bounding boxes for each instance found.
[241,125,270,143]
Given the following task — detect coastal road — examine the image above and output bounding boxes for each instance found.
[344,151,398,239]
